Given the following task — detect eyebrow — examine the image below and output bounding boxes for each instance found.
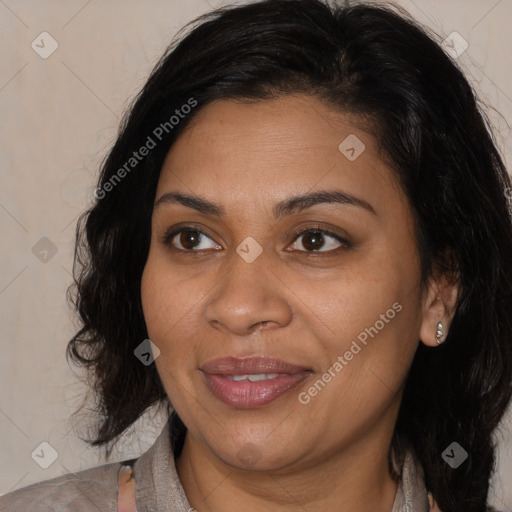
[154,189,377,218]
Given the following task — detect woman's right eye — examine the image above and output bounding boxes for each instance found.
[162,228,222,252]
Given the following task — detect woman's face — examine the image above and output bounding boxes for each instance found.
[141,94,429,471]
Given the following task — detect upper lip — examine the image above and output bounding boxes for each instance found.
[201,356,310,375]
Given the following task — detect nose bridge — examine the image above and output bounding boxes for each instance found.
[204,243,292,335]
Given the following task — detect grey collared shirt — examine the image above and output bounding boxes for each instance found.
[1,417,433,511]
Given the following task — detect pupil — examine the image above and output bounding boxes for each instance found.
[303,232,323,251]
[181,230,200,249]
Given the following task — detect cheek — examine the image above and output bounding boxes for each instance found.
[141,262,169,338]
[142,252,199,336]
[297,266,397,343]
[141,259,201,406]
[141,257,196,368]
[303,264,418,385]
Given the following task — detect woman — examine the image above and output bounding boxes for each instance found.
[2,0,511,511]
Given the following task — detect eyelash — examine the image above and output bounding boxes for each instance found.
[160,224,352,255]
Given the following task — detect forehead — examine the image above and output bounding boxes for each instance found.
[156,95,402,216]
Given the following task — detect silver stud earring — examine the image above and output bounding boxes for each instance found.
[435,321,444,344]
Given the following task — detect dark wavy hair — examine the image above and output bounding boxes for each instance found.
[66,1,512,510]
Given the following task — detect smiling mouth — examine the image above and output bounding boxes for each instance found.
[200,356,312,408]
[202,371,312,407]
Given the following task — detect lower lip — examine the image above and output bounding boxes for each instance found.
[203,372,311,408]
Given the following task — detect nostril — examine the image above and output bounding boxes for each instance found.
[249,321,271,334]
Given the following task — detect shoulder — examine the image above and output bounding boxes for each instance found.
[0,461,122,512]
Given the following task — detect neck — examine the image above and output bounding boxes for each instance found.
[175,430,399,512]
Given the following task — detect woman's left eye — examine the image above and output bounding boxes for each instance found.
[288,228,349,253]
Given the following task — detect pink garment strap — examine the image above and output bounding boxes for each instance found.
[117,462,138,512]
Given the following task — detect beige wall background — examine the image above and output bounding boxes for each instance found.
[1,0,511,508]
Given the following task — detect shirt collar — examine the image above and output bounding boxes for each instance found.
[390,436,432,511]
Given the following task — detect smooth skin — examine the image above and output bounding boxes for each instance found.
[141,94,457,512]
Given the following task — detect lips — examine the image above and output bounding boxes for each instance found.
[200,356,312,408]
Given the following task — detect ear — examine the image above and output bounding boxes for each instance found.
[419,269,460,347]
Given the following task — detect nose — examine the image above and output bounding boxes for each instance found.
[204,250,293,337]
